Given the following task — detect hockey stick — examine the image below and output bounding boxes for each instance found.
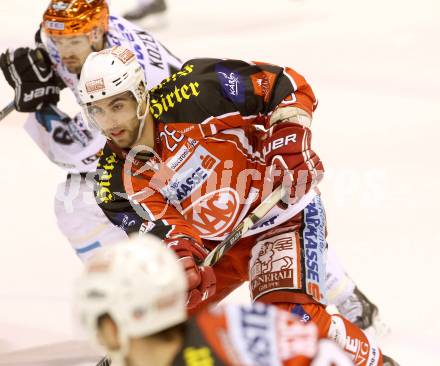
[203,184,287,267]
[0,101,14,121]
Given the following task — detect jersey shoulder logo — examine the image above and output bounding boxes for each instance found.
[215,64,245,104]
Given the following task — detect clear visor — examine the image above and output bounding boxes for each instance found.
[81,91,139,132]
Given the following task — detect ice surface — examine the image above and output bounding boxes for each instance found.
[0,0,439,364]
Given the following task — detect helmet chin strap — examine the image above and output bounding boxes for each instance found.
[134,91,150,145]
[135,118,146,145]
[89,28,106,53]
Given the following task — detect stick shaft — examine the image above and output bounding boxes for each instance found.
[0,101,15,121]
[203,185,286,266]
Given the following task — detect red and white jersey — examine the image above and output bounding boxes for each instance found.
[121,58,320,242]
[171,303,353,366]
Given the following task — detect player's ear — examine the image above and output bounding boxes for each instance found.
[89,27,105,50]
[137,84,149,117]
[97,315,121,348]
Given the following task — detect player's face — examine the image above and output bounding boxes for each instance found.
[50,34,95,74]
[86,91,141,148]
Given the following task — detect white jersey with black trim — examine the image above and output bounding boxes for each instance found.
[25,14,182,174]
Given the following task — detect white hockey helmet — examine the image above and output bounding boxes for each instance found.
[77,45,149,130]
[75,235,187,356]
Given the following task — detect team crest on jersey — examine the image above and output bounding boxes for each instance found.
[183,188,240,238]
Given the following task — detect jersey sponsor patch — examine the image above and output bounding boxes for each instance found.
[96,152,118,204]
[225,303,281,366]
[149,78,201,119]
[166,138,198,170]
[250,231,302,301]
[115,212,140,231]
[216,64,245,103]
[139,221,156,235]
[335,329,380,366]
[183,188,240,238]
[250,71,277,103]
[162,145,219,202]
[302,195,327,304]
[345,336,373,366]
[290,304,311,323]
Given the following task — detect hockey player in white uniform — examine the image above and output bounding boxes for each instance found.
[0,0,182,261]
[0,0,379,333]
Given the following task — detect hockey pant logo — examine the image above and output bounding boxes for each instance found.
[249,195,327,304]
[250,231,301,301]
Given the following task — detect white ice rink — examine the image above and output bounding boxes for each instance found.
[0,0,439,364]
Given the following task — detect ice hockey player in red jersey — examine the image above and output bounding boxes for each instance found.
[77,46,398,366]
[76,234,356,366]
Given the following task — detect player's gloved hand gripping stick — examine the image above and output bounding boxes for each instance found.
[0,47,61,119]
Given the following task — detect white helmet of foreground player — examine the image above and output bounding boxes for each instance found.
[78,46,150,148]
[75,234,187,366]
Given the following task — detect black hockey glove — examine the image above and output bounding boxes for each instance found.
[0,47,60,112]
[35,104,93,147]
